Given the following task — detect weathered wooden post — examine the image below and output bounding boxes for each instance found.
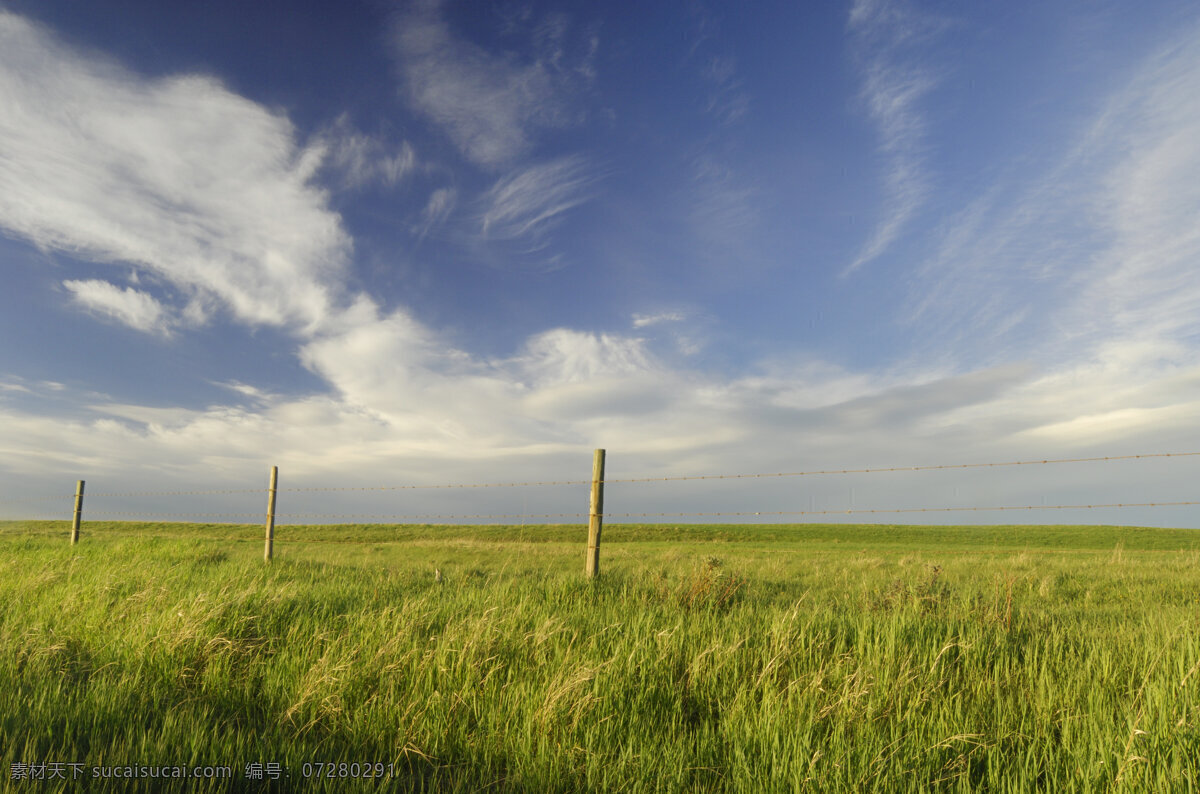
[264,466,278,562]
[70,479,84,544]
[586,449,605,578]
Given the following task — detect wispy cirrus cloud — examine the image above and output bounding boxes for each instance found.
[0,11,351,335]
[842,0,945,276]
[701,54,749,126]
[903,16,1200,375]
[687,153,757,250]
[1070,26,1200,346]
[312,114,416,190]
[684,0,749,125]
[479,156,598,252]
[414,187,457,240]
[392,0,595,168]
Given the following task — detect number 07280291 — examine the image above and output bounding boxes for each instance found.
[300,762,396,779]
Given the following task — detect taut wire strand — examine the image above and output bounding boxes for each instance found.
[600,501,1200,519]
[86,489,264,497]
[276,479,590,492]
[599,452,1200,484]
[0,495,76,504]
[34,451,1196,496]
[83,511,265,518]
[273,512,588,521]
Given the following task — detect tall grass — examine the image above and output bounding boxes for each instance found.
[0,521,1197,791]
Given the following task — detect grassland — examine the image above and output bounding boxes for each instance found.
[1,520,1198,792]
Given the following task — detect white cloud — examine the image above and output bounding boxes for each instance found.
[1020,404,1200,445]
[295,305,662,448]
[62,279,172,335]
[632,312,685,329]
[297,298,527,446]
[0,11,351,334]
[631,311,705,357]
[478,156,598,253]
[393,0,593,167]
[214,380,274,403]
[517,328,655,387]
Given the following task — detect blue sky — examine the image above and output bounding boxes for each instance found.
[2,0,1199,527]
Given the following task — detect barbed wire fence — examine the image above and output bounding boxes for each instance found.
[1,451,1198,575]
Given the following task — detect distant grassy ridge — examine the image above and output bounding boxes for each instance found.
[3,519,1199,551]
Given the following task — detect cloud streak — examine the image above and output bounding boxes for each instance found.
[842,0,942,275]
[1070,26,1200,346]
[414,187,457,240]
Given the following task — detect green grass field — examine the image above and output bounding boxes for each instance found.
[1,520,1198,792]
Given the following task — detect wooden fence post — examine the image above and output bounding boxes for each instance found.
[70,479,84,545]
[586,449,605,579]
[264,466,277,562]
